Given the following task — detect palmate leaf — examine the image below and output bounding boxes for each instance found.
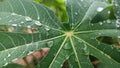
[0,0,120,68]
[0,0,63,67]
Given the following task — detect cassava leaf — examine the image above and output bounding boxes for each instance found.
[0,0,120,68]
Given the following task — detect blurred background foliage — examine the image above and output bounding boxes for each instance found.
[34,0,68,22]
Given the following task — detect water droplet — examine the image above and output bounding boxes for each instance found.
[0,17,2,20]
[7,54,11,57]
[97,7,104,12]
[108,11,110,14]
[98,33,102,35]
[45,26,50,31]
[81,0,83,1]
[99,22,103,25]
[35,21,42,26]
[18,25,22,27]
[83,44,87,50]
[3,62,8,66]
[61,64,63,67]
[107,20,111,24]
[63,43,71,50]
[116,19,120,27]
[11,13,17,15]
[27,25,31,28]
[12,58,18,62]
[4,58,6,61]
[20,21,24,24]
[75,12,78,15]
[25,16,32,21]
[91,24,94,26]
[37,16,40,20]
[118,36,120,38]
[47,41,53,47]
[83,44,89,55]
[12,24,17,26]
[27,51,34,55]
[115,4,119,6]
[13,47,18,50]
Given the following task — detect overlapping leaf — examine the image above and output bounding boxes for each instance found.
[0,0,63,67]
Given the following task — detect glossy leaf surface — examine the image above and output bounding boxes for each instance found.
[0,0,120,68]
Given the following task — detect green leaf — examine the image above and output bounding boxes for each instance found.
[0,0,62,29]
[0,0,120,68]
[65,0,110,29]
[0,32,64,67]
[114,0,120,19]
[2,63,24,68]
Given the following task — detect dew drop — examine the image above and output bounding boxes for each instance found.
[118,36,120,38]
[83,44,87,51]
[12,24,17,26]
[61,64,63,67]
[35,21,42,26]
[18,25,22,27]
[98,33,102,35]
[108,11,110,14]
[27,25,31,28]
[27,51,34,55]
[75,12,78,15]
[7,54,11,57]
[11,13,17,15]
[91,24,94,26]
[83,44,89,55]
[3,62,8,66]
[13,47,18,50]
[99,22,103,25]
[116,19,120,27]
[115,4,119,6]
[12,58,18,62]
[37,16,40,20]
[20,21,24,24]
[0,17,2,20]
[4,58,6,61]
[25,16,32,21]
[47,41,53,47]
[97,7,104,12]
[45,26,50,31]
[107,20,111,24]
[63,43,71,50]
[81,0,83,1]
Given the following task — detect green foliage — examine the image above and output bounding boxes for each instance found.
[34,0,68,22]
[0,0,120,68]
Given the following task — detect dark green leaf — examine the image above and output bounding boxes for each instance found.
[0,0,120,68]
